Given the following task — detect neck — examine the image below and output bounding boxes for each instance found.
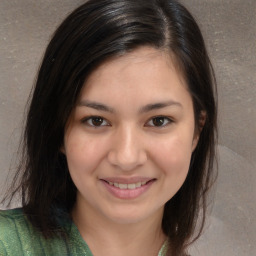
[72,202,166,256]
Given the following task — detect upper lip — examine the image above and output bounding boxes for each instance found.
[100,177,156,184]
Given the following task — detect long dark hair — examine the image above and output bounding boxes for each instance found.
[3,0,217,255]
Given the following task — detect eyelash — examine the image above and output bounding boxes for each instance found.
[81,116,110,127]
[145,116,173,127]
[81,116,173,128]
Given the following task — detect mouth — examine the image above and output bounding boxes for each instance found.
[100,178,156,199]
[102,180,154,190]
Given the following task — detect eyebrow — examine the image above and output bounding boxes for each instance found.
[77,100,182,113]
[139,100,183,113]
[78,100,115,113]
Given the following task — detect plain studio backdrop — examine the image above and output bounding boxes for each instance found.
[0,1,255,255]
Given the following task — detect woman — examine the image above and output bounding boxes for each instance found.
[0,0,217,255]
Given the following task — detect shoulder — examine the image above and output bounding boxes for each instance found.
[0,208,76,255]
[0,208,27,234]
[0,207,25,222]
[0,208,29,255]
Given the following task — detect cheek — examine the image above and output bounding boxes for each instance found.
[150,133,193,176]
[150,135,193,200]
[64,131,108,176]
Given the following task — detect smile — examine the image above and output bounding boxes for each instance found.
[100,178,156,199]
[106,181,147,190]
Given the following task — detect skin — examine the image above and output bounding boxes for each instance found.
[63,47,200,256]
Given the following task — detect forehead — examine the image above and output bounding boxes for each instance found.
[80,47,187,98]
[71,46,195,125]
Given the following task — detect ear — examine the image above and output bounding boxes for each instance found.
[192,110,206,151]
[198,110,207,132]
[60,145,66,155]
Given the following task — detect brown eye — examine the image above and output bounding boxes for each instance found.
[152,117,165,126]
[146,116,172,127]
[83,116,109,127]
[91,117,104,126]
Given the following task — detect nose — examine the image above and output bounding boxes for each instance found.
[107,125,147,171]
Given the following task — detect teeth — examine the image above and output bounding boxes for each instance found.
[107,181,148,189]
[136,182,142,188]
[128,183,136,189]
[119,183,128,189]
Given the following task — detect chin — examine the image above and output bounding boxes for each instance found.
[103,205,162,225]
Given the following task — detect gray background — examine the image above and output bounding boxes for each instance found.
[0,0,255,255]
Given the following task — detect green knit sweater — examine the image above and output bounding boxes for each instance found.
[0,208,167,256]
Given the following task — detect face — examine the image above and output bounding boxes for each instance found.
[63,47,199,225]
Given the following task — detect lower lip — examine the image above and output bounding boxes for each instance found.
[100,180,155,199]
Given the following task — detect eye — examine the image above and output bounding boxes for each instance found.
[82,116,110,127]
[146,116,173,127]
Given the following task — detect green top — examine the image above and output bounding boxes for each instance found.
[0,208,167,256]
